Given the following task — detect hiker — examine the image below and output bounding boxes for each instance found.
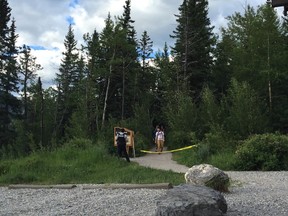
[155,126,165,153]
[152,125,159,150]
[116,128,130,162]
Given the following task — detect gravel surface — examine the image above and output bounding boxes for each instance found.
[1,150,288,216]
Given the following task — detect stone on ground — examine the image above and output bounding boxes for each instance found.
[155,184,227,216]
[185,164,229,192]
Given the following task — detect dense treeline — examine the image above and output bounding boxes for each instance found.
[1,0,288,163]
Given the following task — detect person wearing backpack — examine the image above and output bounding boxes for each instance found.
[155,126,165,153]
[116,128,130,162]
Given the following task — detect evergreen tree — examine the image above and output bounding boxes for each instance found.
[83,29,101,133]
[19,44,42,120]
[54,24,80,141]
[136,30,154,100]
[171,0,215,99]
[138,30,153,74]
[117,0,139,119]
[0,0,20,148]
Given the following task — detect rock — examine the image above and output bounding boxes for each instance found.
[155,184,227,216]
[184,164,229,192]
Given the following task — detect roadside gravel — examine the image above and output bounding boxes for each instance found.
[1,172,287,216]
[1,150,287,216]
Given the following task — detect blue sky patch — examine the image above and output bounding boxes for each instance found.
[66,16,75,25]
[69,0,79,8]
[29,45,47,50]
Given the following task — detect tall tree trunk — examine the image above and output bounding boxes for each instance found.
[121,59,125,120]
[39,77,44,148]
[102,50,115,128]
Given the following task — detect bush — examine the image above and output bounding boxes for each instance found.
[234,133,288,171]
[65,138,93,150]
[202,129,236,153]
[167,131,198,150]
[208,151,236,171]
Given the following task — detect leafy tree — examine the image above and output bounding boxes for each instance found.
[224,79,269,138]
[218,3,287,131]
[164,91,198,148]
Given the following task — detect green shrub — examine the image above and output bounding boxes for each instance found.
[234,133,288,171]
[202,129,236,153]
[65,138,93,150]
[173,147,199,167]
[167,131,198,150]
[208,151,236,171]
[0,161,12,176]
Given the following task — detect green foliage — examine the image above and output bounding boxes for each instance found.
[65,110,88,140]
[208,151,236,171]
[0,139,184,185]
[202,128,236,153]
[0,160,11,176]
[234,133,288,171]
[199,86,225,137]
[167,131,198,150]
[164,91,198,148]
[131,101,153,150]
[171,0,215,95]
[224,79,268,138]
[64,138,93,150]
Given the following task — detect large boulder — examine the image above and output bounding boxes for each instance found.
[185,164,229,192]
[155,184,227,216]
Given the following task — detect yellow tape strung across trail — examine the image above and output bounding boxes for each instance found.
[140,145,197,154]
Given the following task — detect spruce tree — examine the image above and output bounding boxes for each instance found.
[19,44,42,120]
[0,0,20,148]
[54,24,79,140]
[117,0,139,119]
[171,0,215,99]
[83,29,101,133]
[136,30,154,99]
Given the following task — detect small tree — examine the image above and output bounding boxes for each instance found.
[224,79,269,138]
[19,44,42,120]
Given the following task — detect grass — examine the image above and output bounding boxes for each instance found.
[0,144,184,186]
[172,147,236,171]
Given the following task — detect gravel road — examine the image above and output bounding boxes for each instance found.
[1,150,287,216]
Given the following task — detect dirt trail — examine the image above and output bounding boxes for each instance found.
[130,147,190,173]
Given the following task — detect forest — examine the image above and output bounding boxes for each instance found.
[1,0,288,171]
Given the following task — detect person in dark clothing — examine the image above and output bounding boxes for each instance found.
[116,128,130,162]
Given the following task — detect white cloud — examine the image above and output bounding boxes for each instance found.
[8,0,281,89]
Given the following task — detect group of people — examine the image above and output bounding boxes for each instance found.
[115,124,165,162]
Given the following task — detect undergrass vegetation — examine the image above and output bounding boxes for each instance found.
[173,133,288,171]
[0,139,184,185]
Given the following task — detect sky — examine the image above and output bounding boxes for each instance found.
[8,0,281,88]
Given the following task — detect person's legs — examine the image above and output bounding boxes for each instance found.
[122,145,130,162]
[118,144,130,162]
[117,144,122,159]
[157,140,161,153]
[160,140,164,152]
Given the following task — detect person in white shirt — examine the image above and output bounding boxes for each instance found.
[155,127,165,153]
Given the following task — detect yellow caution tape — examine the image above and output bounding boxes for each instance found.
[140,145,197,154]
